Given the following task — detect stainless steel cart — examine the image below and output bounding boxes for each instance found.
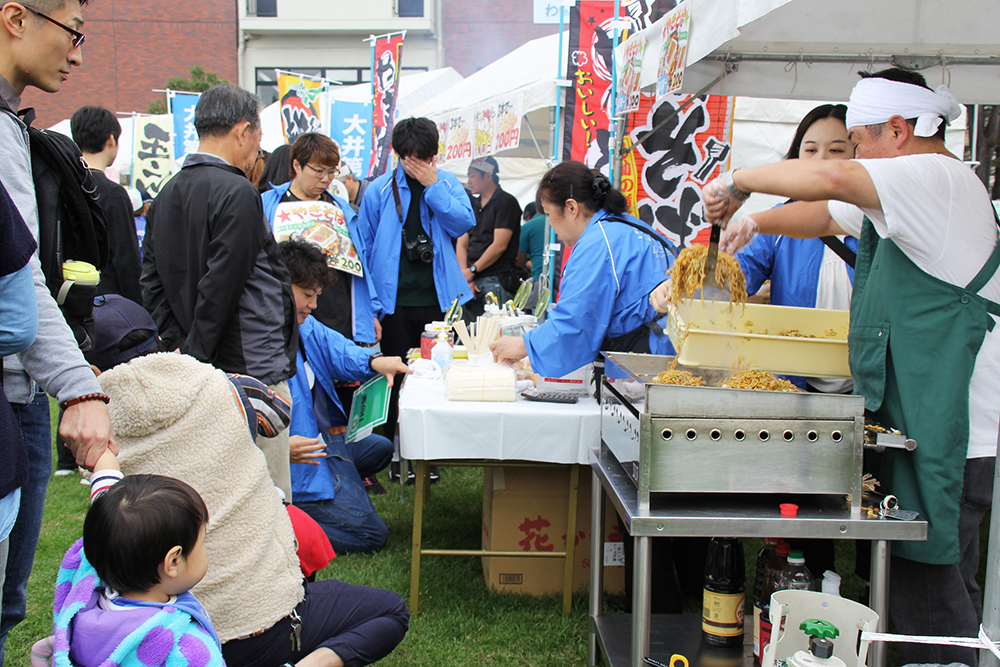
[590,353,928,667]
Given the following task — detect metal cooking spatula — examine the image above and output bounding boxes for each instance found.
[695,224,731,301]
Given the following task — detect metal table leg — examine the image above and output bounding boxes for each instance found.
[563,464,581,617]
[868,539,890,667]
[631,535,652,667]
[409,459,429,616]
[589,469,606,667]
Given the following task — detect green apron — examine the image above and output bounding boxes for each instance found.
[849,214,1000,563]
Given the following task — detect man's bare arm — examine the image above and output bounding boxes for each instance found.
[753,201,847,238]
[733,160,882,211]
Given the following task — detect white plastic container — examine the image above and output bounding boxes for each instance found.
[431,332,453,369]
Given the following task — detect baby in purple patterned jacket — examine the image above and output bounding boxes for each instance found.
[36,449,224,667]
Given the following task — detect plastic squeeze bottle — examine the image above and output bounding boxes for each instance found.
[431,331,453,369]
[752,538,781,666]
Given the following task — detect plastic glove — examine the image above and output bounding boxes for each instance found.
[649,279,672,314]
[701,175,745,228]
[719,215,760,255]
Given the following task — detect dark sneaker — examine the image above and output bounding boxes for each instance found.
[363,475,387,496]
[429,465,441,484]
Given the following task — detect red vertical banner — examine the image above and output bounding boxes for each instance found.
[622,93,735,249]
[562,0,653,173]
[369,33,405,178]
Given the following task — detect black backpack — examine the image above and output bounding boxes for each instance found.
[0,101,109,350]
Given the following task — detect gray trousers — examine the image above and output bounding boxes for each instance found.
[888,456,995,667]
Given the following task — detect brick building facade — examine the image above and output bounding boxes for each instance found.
[442,0,557,76]
[22,0,238,128]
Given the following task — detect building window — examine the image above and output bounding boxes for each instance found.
[247,0,276,17]
[397,0,423,17]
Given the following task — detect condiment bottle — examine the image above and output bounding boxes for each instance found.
[758,541,791,660]
[752,538,781,666]
[702,537,746,648]
[431,331,453,369]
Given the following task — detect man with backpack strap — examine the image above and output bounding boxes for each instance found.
[0,0,116,659]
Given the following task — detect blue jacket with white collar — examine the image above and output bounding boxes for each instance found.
[355,165,476,316]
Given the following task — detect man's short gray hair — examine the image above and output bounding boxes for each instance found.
[194,84,262,139]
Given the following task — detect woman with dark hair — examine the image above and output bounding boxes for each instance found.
[258,144,292,193]
[491,161,677,377]
[733,103,856,394]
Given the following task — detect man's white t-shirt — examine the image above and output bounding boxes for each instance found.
[828,153,1000,459]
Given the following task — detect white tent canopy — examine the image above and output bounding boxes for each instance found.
[626,0,1000,103]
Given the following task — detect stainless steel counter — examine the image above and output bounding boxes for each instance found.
[588,445,927,667]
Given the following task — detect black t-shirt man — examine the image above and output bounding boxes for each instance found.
[467,186,521,278]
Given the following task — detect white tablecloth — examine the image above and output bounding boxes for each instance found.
[398,376,601,464]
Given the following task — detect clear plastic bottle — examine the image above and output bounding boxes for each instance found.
[776,550,815,592]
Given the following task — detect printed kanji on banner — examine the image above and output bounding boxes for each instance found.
[369,33,404,177]
[131,116,174,197]
[562,0,654,175]
[622,93,734,249]
[169,92,200,162]
[330,100,372,176]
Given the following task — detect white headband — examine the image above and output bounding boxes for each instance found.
[846,78,962,137]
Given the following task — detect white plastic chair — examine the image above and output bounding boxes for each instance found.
[761,590,879,667]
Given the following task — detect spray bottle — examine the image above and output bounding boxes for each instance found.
[784,619,846,667]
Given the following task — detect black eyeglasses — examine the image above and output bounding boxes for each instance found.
[22,4,86,48]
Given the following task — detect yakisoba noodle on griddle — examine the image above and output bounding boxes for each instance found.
[722,368,802,392]
[669,245,748,306]
[652,369,706,386]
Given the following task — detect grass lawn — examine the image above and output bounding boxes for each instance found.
[3,399,988,665]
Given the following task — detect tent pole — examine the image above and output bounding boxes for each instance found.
[978,422,1000,667]
[541,4,568,319]
[608,0,621,185]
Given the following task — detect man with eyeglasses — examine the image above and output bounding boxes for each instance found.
[140,83,299,501]
[0,1,118,660]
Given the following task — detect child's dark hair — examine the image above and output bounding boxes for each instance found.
[279,238,335,290]
[83,475,208,594]
[535,161,628,216]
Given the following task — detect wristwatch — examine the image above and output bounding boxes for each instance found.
[368,352,383,371]
[723,170,751,202]
[469,264,478,275]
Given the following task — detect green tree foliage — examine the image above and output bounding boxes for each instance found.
[147,66,228,114]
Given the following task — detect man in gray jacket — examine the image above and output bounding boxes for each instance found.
[141,84,297,499]
[0,0,115,658]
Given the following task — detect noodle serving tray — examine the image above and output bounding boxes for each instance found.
[666,299,851,378]
[600,353,864,514]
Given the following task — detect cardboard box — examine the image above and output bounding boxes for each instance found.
[482,464,626,596]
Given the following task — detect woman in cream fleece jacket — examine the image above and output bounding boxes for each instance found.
[100,352,409,667]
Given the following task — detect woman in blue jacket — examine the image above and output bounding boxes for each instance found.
[262,133,381,345]
[735,104,856,393]
[491,161,676,377]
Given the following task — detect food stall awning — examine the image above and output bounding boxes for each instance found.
[625,0,1000,104]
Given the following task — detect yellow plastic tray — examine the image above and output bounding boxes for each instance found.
[666,299,851,378]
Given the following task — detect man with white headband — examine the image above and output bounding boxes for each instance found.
[668,67,999,665]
